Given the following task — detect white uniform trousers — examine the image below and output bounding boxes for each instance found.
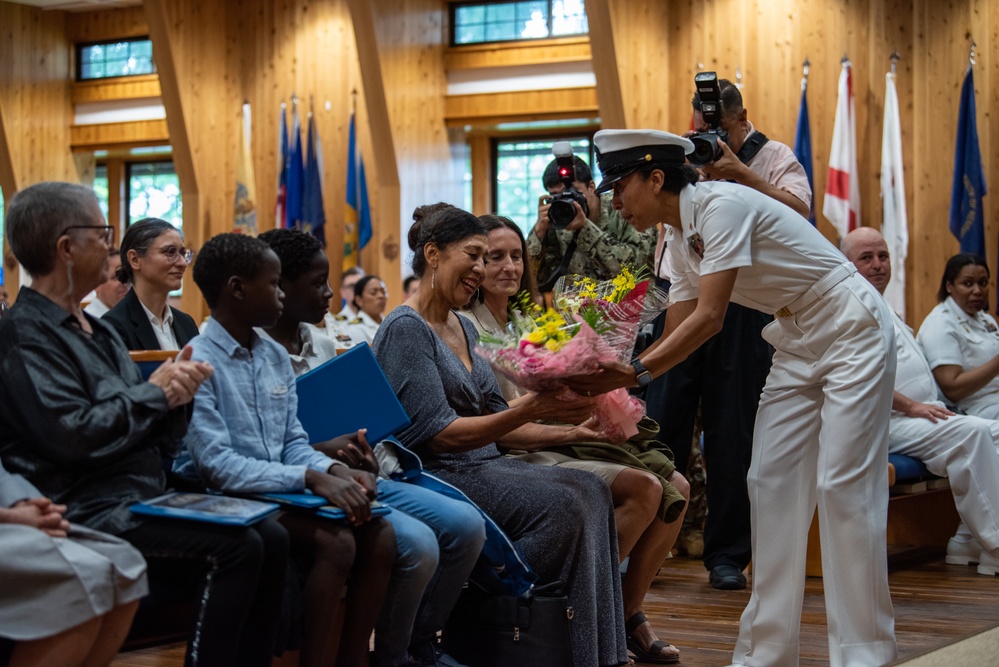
[732,273,898,667]
[889,410,999,554]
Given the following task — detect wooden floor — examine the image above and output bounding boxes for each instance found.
[111,549,999,667]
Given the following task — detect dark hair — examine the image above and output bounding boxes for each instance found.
[633,162,699,194]
[340,266,364,285]
[117,218,183,284]
[542,155,593,190]
[475,214,539,304]
[192,233,273,309]
[407,203,487,278]
[403,275,420,292]
[938,253,990,302]
[259,228,324,282]
[5,182,101,277]
[691,78,744,119]
[352,274,383,309]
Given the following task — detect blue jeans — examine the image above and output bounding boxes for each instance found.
[374,478,486,667]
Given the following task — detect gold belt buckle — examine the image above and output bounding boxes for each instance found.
[776,306,793,319]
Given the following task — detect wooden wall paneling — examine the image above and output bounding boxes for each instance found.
[444,87,599,126]
[911,0,976,326]
[584,0,626,129]
[468,131,491,215]
[70,119,170,150]
[361,0,467,302]
[445,37,591,69]
[145,0,239,322]
[72,75,161,104]
[346,0,401,299]
[0,2,77,297]
[65,6,148,43]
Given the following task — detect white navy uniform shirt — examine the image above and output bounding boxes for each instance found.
[342,310,382,346]
[890,310,939,406]
[667,181,844,313]
[916,296,999,415]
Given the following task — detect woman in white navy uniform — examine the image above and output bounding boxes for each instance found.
[570,129,898,667]
[342,274,388,346]
[916,254,999,420]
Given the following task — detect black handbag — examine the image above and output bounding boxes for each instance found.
[442,580,574,667]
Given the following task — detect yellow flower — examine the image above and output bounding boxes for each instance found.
[526,329,547,345]
[544,338,564,353]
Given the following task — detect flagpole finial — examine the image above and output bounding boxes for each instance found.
[889,51,901,75]
[801,58,810,91]
[735,67,743,89]
[841,54,850,67]
[969,41,977,66]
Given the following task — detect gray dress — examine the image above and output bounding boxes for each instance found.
[0,462,148,641]
[374,306,628,667]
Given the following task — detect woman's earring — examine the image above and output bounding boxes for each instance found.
[431,269,436,291]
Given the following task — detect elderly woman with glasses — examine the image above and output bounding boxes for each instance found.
[0,182,290,667]
[103,218,200,350]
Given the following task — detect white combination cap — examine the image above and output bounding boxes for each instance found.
[593,129,694,193]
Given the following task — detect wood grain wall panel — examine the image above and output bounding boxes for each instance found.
[70,119,170,150]
[72,75,161,103]
[65,5,148,43]
[364,0,470,294]
[445,87,599,125]
[0,1,77,297]
[446,37,591,69]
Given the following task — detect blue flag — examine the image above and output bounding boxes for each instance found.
[275,104,288,228]
[343,113,372,271]
[285,103,304,230]
[793,85,816,225]
[950,67,987,257]
[300,112,326,246]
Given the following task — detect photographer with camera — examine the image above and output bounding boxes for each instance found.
[687,74,811,217]
[528,143,656,290]
[644,73,813,592]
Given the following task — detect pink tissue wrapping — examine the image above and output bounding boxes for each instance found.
[476,320,646,441]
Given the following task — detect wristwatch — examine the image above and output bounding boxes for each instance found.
[630,358,652,388]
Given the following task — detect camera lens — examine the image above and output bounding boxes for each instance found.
[689,135,719,168]
[548,199,576,228]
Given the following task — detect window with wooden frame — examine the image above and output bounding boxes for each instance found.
[450,0,588,46]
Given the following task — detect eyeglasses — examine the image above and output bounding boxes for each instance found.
[158,246,194,264]
[64,225,115,244]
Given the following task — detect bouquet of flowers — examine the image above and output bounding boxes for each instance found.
[476,268,670,441]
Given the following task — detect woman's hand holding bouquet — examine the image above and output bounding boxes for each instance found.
[476,268,669,441]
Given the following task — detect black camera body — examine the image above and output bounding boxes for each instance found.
[689,71,730,167]
[547,141,589,228]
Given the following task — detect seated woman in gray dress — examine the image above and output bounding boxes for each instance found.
[373,203,629,667]
[0,458,147,667]
[462,214,686,664]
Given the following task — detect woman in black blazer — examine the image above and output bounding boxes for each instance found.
[103,218,200,350]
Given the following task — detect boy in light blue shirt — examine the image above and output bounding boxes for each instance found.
[180,233,395,667]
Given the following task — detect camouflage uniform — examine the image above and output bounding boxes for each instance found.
[527,194,657,283]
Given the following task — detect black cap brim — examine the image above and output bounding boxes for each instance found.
[594,170,635,195]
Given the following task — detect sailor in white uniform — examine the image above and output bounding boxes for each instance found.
[916,254,999,420]
[844,227,999,577]
[570,129,898,667]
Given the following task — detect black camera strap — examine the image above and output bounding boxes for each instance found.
[736,131,770,165]
[537,229,580,293]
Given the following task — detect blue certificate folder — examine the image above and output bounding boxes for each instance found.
[252,492,392,521]
[295,343,410,445]
[131,492,280,526]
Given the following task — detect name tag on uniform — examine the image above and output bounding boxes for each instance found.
[270,384,288,396]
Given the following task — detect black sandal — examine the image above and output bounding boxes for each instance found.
[625,611,680,664]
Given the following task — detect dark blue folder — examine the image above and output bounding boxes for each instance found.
[295,343,411,445]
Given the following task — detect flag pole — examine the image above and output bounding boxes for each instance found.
[351,88,360,268]
[889,51,900,75]
[801,57,810,92]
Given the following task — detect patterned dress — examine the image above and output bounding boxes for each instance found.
[374,306,628,667]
